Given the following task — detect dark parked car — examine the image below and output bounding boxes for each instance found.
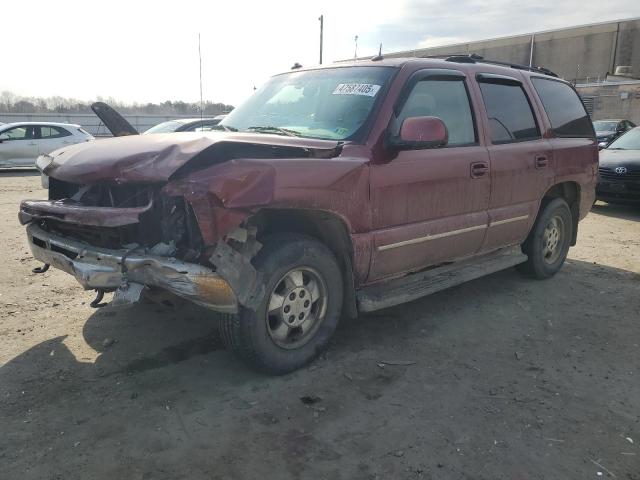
[21,56,597,374]
[593,119,636,146]
[597,126,640,204]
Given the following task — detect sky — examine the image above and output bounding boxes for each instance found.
[2,0,639,107]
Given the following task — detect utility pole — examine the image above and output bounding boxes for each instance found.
[318,15,324,64]
[354,35,358,59]
[198,33,203,122]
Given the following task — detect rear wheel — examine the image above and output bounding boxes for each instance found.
[220,234,343,375]
[518,198,573,279]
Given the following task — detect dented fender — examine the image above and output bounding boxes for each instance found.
[162,160,277,244]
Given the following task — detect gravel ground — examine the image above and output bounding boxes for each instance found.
[1,171,639,480]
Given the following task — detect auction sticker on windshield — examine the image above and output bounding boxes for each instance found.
[333,84,381,97]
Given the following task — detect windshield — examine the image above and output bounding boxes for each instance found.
[593,121,618,132]
[144,121,183,134]
[220,66,395,141]
[606,128,640,150]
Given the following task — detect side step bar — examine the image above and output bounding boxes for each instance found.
[357,246,527,312]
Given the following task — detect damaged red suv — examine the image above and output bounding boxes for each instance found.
[20,56,597,374]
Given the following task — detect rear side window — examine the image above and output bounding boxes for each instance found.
[531,78,593,138]
[478,80,540,144]
[39,126,72,138]
[395,78,476,146]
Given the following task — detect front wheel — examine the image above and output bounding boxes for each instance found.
[219,234,343,375]
[518,198,573,279]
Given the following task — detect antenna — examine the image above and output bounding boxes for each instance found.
[198,33,203,123]
[318,15,324,64]
[371,43,383,61]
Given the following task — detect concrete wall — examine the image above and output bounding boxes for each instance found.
[0,113,200,136]
[577,81,640,124]
[385,18,640,84]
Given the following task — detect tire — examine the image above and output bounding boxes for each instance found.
[219,233,343,375]
[518,198,573,279]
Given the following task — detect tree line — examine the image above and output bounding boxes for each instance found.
[0,91,233,116]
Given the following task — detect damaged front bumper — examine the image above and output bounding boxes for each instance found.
[26,223,238,313]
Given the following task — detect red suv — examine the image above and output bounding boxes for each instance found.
[21,56,597,374]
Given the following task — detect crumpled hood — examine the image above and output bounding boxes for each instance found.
[43,131,342,185]
[599,149,640,167]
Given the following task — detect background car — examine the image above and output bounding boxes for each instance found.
[0,122,94,168]
[597,126,640,204]
[143,116,226,134]
[593,119,636,147]
[91,102,226,137]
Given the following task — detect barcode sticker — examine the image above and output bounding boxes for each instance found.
[332,83,381,97]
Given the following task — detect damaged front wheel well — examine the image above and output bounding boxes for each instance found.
[248,208,358,319]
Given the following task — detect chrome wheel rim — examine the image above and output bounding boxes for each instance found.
[266,267,327,349]
[542,215,564,264]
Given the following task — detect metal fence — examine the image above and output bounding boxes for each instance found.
[0,113,202,136]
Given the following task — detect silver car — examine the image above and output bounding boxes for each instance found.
[0,122,94,168]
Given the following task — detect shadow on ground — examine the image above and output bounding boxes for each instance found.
[592,201,640,221]
[1,259,639,479]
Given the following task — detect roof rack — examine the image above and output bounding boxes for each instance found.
[421,54,558,77]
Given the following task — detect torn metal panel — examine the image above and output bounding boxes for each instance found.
[26,224,237,313]
[19,198,153,227]
[209,229,264,310]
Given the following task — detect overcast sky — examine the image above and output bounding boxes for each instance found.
[2,1,639,106]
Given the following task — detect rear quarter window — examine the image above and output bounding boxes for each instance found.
[531,77,594,138]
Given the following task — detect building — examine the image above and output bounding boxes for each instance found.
[384,17,640,84]
[382,17,640,123]
[577,81,640,124]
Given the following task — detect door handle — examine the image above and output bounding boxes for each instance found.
[535,155,548,169]
[28,142,37,146]
[470,161,489,178]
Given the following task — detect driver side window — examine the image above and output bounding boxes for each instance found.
[394,78,476,146]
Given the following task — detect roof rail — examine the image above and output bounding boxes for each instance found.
[421,53,559,77]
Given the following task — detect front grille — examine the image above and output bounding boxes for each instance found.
[49,178,153,207]
[78,184,154,208]
[598,167,640,180]
[37,191,204,260]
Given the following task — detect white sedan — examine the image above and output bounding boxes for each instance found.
[0,122,94,168]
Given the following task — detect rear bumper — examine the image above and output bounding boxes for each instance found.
[26,223,238,313]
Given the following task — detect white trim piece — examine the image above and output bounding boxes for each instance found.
[377,214,530,252]
[489,215,530,227]
[378,224,487,251]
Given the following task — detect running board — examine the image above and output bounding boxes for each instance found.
[357,246,527,312]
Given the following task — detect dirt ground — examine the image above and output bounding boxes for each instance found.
[1,171,639,480]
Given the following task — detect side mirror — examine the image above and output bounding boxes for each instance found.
[598,142,607,150]
[388,116,448,150]
[0,135,9,143]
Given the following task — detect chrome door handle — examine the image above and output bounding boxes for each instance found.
[470,161,489,178]
[535,155,548,169]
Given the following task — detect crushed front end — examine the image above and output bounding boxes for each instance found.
[19,178,238,312]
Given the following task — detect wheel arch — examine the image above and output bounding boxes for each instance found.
[247,208,358,319]
[540,181,581,245]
